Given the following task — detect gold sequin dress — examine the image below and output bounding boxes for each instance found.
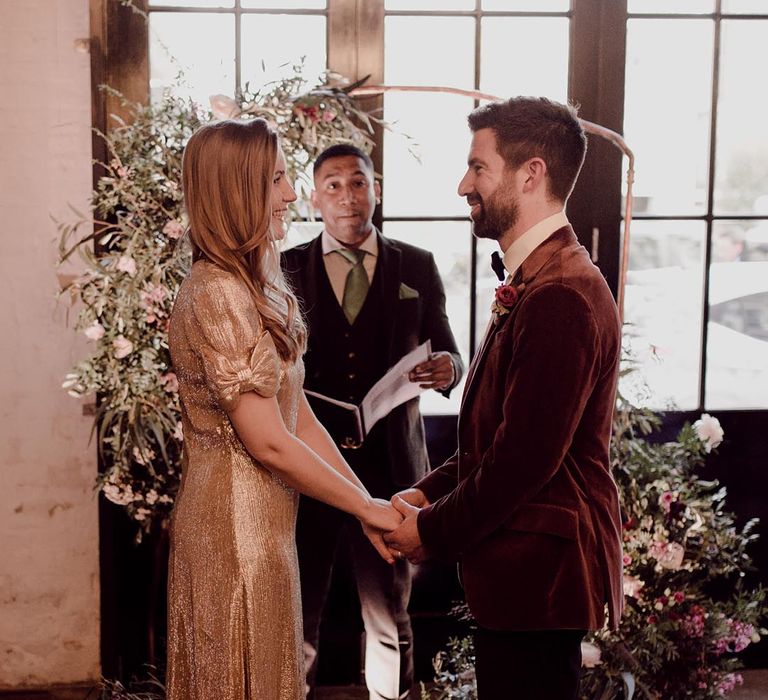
[167,260,305,700]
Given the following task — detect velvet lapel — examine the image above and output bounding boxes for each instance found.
[459,226,577,416]
[375,232,402,362]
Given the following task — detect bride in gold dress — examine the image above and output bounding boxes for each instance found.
[166,118,401,699]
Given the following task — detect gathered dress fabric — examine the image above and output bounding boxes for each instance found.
[167,260,305,700]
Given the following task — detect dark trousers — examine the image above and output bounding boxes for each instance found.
[474,627,585,700]
[297,494,414,700]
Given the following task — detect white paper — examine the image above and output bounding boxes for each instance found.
[360,340,432,432]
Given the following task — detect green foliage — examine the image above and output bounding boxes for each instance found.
[58,65,387,535]
[423,400,766,700]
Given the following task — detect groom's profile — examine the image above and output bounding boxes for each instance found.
[385,97,624,700]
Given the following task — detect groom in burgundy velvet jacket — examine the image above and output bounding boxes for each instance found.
[385,97,624,699]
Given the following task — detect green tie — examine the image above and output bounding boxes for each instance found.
[335,247,369,324]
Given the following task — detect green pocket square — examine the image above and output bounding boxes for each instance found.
[398,283,419,300]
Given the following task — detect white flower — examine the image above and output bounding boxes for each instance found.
[84,322,105,341]
[623,574,645,599]
[132,446,156,466]
[173,421,184,442]
[102,483,135,506]
[694,413,724,453]
[145,489,159,505]
[113,335,133,359]
[116,255,137,277]
[209,94,240,120]
[134,507,151,522]
[581,642,602,668]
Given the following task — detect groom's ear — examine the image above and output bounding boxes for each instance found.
[374,180,382,204]
[520,157,547,194]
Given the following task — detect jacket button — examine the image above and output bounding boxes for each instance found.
[348,373,356,380]
[348,351,356,359]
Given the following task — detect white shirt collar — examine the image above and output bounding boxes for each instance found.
[502,210,569,278]
[321,227,378,257]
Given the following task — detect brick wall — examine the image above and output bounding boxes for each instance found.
[0,0,100,687]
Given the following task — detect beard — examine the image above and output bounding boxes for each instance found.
[470,186,519,241]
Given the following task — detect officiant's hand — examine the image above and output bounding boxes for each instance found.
[360,498,404,565]
[384,495,427,564]
[409,351,455,391]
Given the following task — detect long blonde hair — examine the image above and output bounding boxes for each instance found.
[182,118,306,362]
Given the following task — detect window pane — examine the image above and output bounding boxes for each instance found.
[150,0,233,6]
[483,0,569,10]
[621,220,705,410]
[385,17,475,88]
[713,21,768,215]
[281,221,323,252]
[242,0,326,8]
[383,93,475,217]
[386,0,474,9]
[623,19,713,215]
[241,15,326,91]
[706,221,768,408]
[383,221,473,415]
[628,0,714,13]
[384,17,475,217]
[722,0,768,12]
[475,238,499,352]
[149,13,235,105]
[481,17,569,101]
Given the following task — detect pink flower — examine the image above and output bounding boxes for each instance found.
[491,282,525,318]
[163,220,184,239]
[84,322,105,341]
[322,110,336,122]
[716,672,743,694]
[622,554,632,566]
[673,591,685,604]
[116,255,137,277]
[659,490,676,512]
[113,335,133,359]
[694,413,724,452]
[160,372,179,393]
[209,94,240,120]
[649,541,685,570]
[580,642,602,668]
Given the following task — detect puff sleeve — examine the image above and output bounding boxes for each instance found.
[190,272,283,412]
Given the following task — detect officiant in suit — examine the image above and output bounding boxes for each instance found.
[282,144,464,700]
[385,97,624,700]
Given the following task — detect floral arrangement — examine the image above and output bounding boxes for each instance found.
[58,63,387,535]
[422,403,766,700]
[490,281,525,319]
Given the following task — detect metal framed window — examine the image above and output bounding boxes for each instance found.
[620,0,768,411]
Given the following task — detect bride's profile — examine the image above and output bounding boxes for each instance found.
[166,117,400,699]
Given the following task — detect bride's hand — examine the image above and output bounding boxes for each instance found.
[360,498,404,564]
[363,497,404,531]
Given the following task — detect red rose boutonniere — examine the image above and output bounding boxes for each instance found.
[491,281,525,321]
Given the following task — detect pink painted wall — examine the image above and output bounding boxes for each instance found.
[0,0,100,687]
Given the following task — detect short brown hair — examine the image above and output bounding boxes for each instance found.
[468,97,586,203]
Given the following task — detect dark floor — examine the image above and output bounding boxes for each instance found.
[3,672,768,699]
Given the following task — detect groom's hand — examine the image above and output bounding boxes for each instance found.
[393,487,430,509]
[384,495,427,564]
[408,351,455,391]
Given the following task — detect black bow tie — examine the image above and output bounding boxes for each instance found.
[490,251,506,282]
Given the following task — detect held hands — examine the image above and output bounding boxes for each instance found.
[360,497,404,565]
[408,351,455,391]
[383,489,429,564]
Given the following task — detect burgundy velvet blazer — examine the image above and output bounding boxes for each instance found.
[416,226,624,632]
